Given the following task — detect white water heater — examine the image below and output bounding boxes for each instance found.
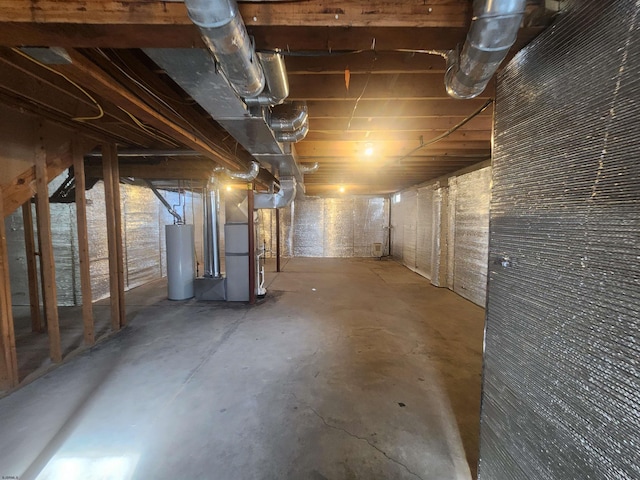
[165,224,195,300]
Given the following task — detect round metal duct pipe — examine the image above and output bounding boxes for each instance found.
[185,0,265,98]
[445,0,527,99]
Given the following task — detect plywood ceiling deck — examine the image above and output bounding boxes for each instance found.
[0,0,548,196]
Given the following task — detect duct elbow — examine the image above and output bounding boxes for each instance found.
[244,52,289,107]
[444,0,527,99]
[269,102,308,132]
[254,177,297,209]
[275,121,309,143]
[215,161,260,181]
[299,162,319,174]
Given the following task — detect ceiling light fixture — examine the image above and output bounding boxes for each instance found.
[338,186,346,193]
[364,142,374,157]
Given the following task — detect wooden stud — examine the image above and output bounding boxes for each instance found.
[102,144,122,331]
[34,127,62,363]
[0,191,19,389]
[34,195,48,328]
[21,201,42,333]
[111,146,126,327]
[73,141,94,345]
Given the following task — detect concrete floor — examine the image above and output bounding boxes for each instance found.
[0,258,484,480]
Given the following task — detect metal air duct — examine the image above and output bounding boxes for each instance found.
[299,162,319,174]
[444,0,526,99]
[244,52,289,107]
[274,121,309,143]
[185,0,265,98]
[214,161,260,181]
[269,102,308,132]
[254,177,297,209]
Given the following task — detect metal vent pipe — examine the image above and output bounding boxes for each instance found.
[185,0,265,98]
[299,162,319,174]
[214,161,260,181]
[244,52,289,107]
[254,177,297,209]
[269,102,308,132]
[274,121,309,143]
[203,183,222,278]
[444,0,526,99]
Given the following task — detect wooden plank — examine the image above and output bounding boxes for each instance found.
[73,140,94,345]
[34,195,48,328]
[111,146,126,327]
[34,126,62,363]
[0,1,470,28]
[308,116,493,132]
[288,73,494,100]
[304,130,491,142]
[101,144,122,331]
[295,141,491,158]
[306,99,493,118]
[0,191,19,389]
[2,145,73,218]
[21,201,42,333]
[53,49,240,171]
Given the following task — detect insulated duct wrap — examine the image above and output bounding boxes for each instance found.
[480,1,640,479]
[452,167,490,306]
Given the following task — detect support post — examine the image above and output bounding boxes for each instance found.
[102,144,125,330]
[35,129,62,363]
[73,141,94,345]
[22,202,42,333]
[275,207,281,273]
[0,192,19,389]
[34,198,48,327]
[248,183,256,305]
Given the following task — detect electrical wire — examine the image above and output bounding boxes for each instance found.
[346,55,377,131]
[118,107,180,147]
[11,47,104,122]
[393,98,494,165]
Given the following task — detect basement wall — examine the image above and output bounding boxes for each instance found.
[257,196,389,258]
[390,165,491,307]
[5,173,202,306]
[479,0,640,478]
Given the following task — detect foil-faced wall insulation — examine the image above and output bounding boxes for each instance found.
[390,167,490,306]
[416,185,435,279]
[5,177,202,306]
[401,190,418,270]
[452,167,491,306]
[480,1,640,478]
[260,196,389,258]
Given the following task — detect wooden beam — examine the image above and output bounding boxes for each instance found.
[73,141,94,345]
[0,190,19,389]
[34,126,62,363]
[306,99,493,118]
[2,146,73,218]
[308,116,493,132]
[111,147,127,327]
[285,51,446,75]
[21,201,42,333]
[0,1,470,28]
[304,130,491,142]
[85,158,212,181]
[288,73,494,100]
[0,19,545,52]
[53,49,240,170]
[101,144,124,331]
[295,141,491,157]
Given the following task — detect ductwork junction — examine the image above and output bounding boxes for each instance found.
[254,176,297,209]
